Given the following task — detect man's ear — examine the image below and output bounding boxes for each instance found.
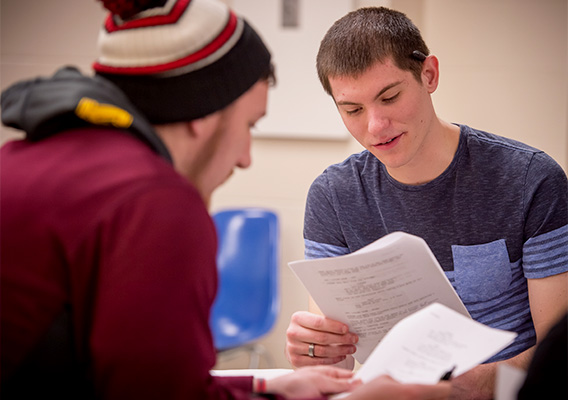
[187,112,221,139]
[186,119,202,139]
[421,55,440,93]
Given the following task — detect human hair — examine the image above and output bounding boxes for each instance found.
[261,62,277,87]
[316,7,430,96]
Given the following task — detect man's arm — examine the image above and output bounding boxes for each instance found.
[450,272,568,400]
[526,272,568,341]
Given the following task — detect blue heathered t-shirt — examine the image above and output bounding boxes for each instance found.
[303,124,568,362]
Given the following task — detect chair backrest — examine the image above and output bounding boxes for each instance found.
[210,208,280,351]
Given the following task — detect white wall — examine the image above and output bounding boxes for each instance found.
[424,0,567,166]
[1,0,566,370]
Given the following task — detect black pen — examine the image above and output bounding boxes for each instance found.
[439,365,456,381]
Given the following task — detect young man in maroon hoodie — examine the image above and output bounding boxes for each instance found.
[1,1,451,399]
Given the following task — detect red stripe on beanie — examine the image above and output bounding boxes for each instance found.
[104,0,191,33]
[93,11,238,75]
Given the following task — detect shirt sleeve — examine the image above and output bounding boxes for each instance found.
[521,152,568,279]
[303,171,350,259]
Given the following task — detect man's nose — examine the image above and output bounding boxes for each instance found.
[368,108,390,134]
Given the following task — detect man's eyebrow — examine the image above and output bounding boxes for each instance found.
[335,100,359,106]
[335,81,404,106]
[375,81,403,100]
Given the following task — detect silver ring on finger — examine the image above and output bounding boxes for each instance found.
[308,343,316,358]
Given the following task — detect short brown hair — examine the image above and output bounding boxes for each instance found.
[316,7,429,96]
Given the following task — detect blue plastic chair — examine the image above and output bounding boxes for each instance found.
[210,208,280,368]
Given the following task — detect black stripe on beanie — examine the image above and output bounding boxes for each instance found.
[96,19,271,124]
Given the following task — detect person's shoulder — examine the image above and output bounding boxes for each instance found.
[460,124,565,173]
[82,134,201,211]
[104,170,207,233]
[317,149,379,181]
[461,124,540,154]
[121,167,200,204]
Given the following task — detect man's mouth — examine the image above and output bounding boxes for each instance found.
[376,133,403,146]
[379,137,397,145]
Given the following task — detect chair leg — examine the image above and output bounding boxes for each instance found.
[217,343,275,369]
[246,343,274,369]
[248,346,261,369]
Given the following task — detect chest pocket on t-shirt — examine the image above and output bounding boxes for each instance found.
[452,239,512,302]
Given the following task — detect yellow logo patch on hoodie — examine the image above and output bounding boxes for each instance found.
[75,97,133,128]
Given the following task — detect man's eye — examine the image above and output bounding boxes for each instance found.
[345,107,362,115]
[383,93,400,103]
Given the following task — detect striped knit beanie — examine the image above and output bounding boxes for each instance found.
[93,0,272,124]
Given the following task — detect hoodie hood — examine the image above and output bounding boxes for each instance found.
[1,66,172,163]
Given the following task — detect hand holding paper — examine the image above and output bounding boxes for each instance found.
[354,303,517,385]
[288,231,470,363]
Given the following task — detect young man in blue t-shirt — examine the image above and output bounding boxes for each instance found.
[284,6,568,399]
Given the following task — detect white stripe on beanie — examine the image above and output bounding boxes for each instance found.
[95,0,238,75]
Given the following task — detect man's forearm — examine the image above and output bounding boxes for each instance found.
[449,347,535,400]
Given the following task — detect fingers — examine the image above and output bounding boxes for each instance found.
[291,311,352,336]
[266,365,358,398]
[286,311,358,368]
[345,375,452,400]
[288,342,356,365]
[286,341,356,367]
[315,375,360,396]
[299,366,360,396]
[298,365,355,379]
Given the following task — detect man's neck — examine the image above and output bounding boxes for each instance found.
[386,119,460,185]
